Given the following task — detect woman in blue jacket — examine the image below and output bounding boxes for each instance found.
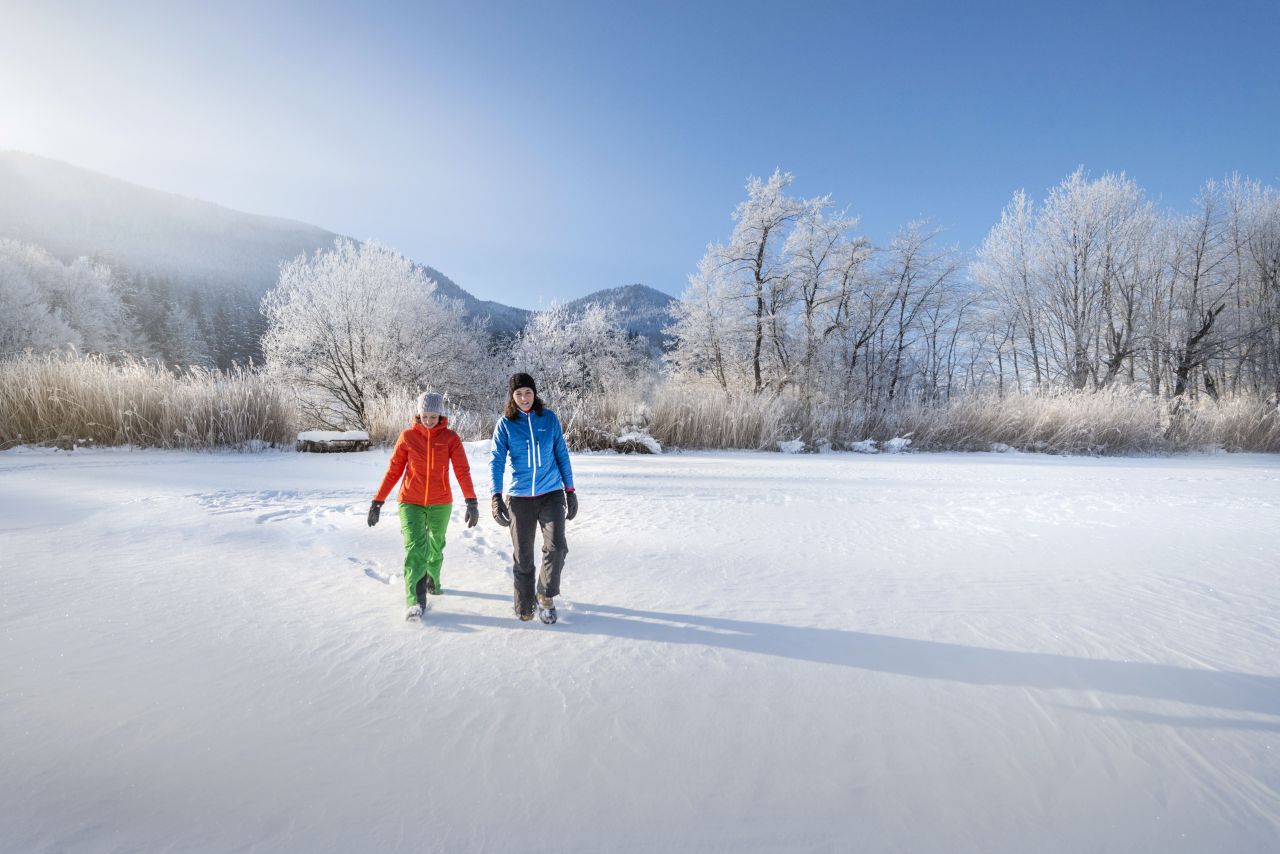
[489,372,578,623]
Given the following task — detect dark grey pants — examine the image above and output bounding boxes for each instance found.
[508,490,568,612]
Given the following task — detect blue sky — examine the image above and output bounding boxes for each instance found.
[1,0,1277,308]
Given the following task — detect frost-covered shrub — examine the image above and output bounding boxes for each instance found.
[614,432,661,454]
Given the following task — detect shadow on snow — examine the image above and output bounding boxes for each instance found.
[442,591,1280,725]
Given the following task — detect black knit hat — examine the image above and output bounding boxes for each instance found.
[509,372,537,395]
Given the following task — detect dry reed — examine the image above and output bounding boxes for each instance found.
[0,351,296,450]
[5,352,1276,455]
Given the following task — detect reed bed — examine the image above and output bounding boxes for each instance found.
[888,388,1170,455]
[0,351,296,450]
[4,352,1277,455]
[647,384,792,451]
[645,383,1280,455]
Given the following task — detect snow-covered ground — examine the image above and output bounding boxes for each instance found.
[2,445,1278,853]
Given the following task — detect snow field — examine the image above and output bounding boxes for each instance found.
[1,446,1278,853]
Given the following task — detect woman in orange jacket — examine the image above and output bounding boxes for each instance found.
[368,392,479,620]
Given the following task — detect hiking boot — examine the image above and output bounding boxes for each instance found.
[514,605,534,622]
[426,576,440,596]
[405,603,424,621]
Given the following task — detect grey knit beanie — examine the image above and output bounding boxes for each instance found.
[417,391,445,416]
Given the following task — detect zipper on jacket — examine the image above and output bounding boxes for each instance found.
[527,412,537,496]
[424,422,439,504]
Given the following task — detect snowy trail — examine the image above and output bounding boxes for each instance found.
[2,447,1278,852]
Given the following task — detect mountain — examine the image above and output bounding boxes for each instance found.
[0,151,676,355]
[0,151,338,295]
[419,265,529,336]
[566,283,677,344]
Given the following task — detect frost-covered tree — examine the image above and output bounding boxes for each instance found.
[261,238,485,429]
[973,190,1045,389]
[0,250,79,354]
[870,222,965,404]
[975,170,1160,391]
[0,239,134,356]
[161,302,215,369]
[669,172,979,439]
[669,171,858,397]
[673,171,810,393]
[782,206,873,432]
[1034,169,1155,389]
[511,302,650,419]
[1228,177,1280,395]
[664,252,755,391]
[54,257,134,354]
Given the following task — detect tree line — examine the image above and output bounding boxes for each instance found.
[666,169,1280,441]
[0,238,265,369]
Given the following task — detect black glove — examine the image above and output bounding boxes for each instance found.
[565,489,578,521]
[491,493,510,527]
[367,500,384,527]
[464,498,479,528]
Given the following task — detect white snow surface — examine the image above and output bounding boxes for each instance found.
[2,447,1279,853]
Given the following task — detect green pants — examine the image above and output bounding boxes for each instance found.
[399,503,452,606]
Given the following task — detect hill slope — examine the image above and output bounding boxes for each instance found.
[0,151,337,294]
[0,152,676,350]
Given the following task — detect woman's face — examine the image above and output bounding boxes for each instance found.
[421,412,440,428]
[512,387,535,412]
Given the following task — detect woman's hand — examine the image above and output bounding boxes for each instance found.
[491,493,511,527]
[464,498,479,528]
[565,489,578,521]
[367,500,384,527]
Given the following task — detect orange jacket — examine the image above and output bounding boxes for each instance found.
[374,416,477,506]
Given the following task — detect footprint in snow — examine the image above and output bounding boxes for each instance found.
[349,556,391,584]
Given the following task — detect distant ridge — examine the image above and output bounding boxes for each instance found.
[566,283,677,344]
[419,265,529,336]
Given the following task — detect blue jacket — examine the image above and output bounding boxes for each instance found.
[489,408,575,497]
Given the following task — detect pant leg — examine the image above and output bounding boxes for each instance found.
[508,496,540,613]
[399,503,429,608]
[537,491,569,600]
[423,503,452,590]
